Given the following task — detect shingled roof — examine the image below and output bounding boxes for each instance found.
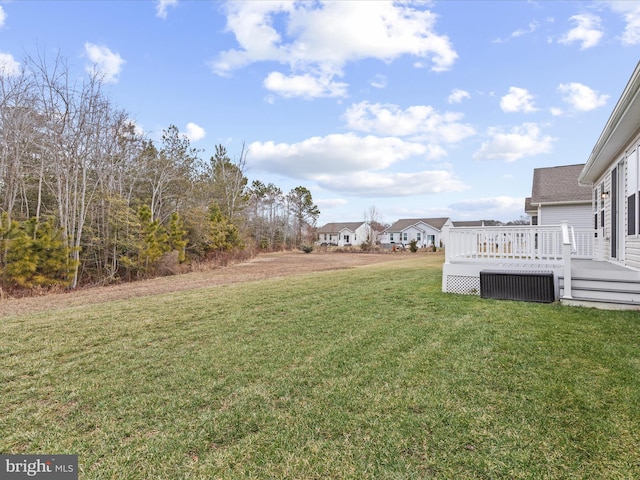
[316,222,365,234]
[531,164,591,205]
[452,220,484,227]
[386,217,450,232]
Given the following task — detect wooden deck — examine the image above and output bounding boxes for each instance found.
[443,224,640,308]
[443,257,640,309]
[571,258,640,280]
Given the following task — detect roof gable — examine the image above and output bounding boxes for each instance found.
[531,164,591,204]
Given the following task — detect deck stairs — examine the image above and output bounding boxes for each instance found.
[559,259,640,309]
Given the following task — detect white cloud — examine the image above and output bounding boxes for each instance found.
[344,101,475,143]
[370,74,387,89]
[449,196,525,220]
[492,20,542,44]
[448,89,470,104]
[559,14,603,49]
[211,1,457,98]
[247,132,468,197]
[512,21,540,38]
[0,6,6,28]
[185,122,206,141]
[84,43,125,83]
[263,71,348,98]
[557,82,608,111]
[473,123,555,162]
[500,87,538,113]
[248,133,427,177]
[156,0,178,19]
[313,170,468,197]
[316,198,348,209]
[424,144,448,160]
[606,1,640,45]
[0,52,20,77]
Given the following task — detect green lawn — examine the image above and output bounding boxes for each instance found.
[1,254,639,479]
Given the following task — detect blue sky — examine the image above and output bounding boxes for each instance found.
[1,1,639,226]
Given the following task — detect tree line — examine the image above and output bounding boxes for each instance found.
[0,53,320,292]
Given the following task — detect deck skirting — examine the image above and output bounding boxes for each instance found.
[442,260,563,299]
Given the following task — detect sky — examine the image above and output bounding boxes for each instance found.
[1,0,639,226]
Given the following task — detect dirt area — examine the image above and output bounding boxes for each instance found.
[0,251,407,317]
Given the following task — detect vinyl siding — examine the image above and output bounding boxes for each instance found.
[539,204,592,228]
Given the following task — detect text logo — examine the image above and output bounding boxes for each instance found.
[0,455,78,479]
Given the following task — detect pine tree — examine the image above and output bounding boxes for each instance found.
[168,212,187,262]
[205,203,242,254]
[2,217,74,290]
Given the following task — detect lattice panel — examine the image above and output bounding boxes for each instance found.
[446,275,480,295]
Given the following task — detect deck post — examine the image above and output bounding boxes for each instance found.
[561,222,572,299]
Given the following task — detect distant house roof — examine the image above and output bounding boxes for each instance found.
[452,220,484,227]
[386,217,450,232]
[317,222,365,234]
[531,164,591,205]
[524,197,535,214]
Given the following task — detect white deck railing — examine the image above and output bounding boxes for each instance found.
[571,227,597,258]
[444,223,601,301]
[445,224,597,264]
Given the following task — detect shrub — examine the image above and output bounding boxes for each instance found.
[300,244,314,253]
[409,239,418,252]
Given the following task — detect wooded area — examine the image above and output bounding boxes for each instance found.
[0,53,320,292]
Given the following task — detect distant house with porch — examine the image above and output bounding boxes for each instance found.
[380,217,452,248]
[526,164,592,228]
[316,222,376,247]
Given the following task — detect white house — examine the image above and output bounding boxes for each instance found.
[380,217,452,248]
[526,164,592,228]
[578,60,640,270]
[316,222,375,247]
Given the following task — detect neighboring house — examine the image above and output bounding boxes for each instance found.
[527,164,592,228]
[380,217,453,248]
[578,60,640,270]
[316,222,376,247]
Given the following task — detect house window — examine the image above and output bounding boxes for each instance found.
[628,147,638,236]
[390,233,394,241]
[344,235,350,243]
[402,233,408,242]
[531,215,538,226]
[600,182,605,229]
[417,232,421,241]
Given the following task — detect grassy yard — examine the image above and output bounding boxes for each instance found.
[1,254,639,479]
